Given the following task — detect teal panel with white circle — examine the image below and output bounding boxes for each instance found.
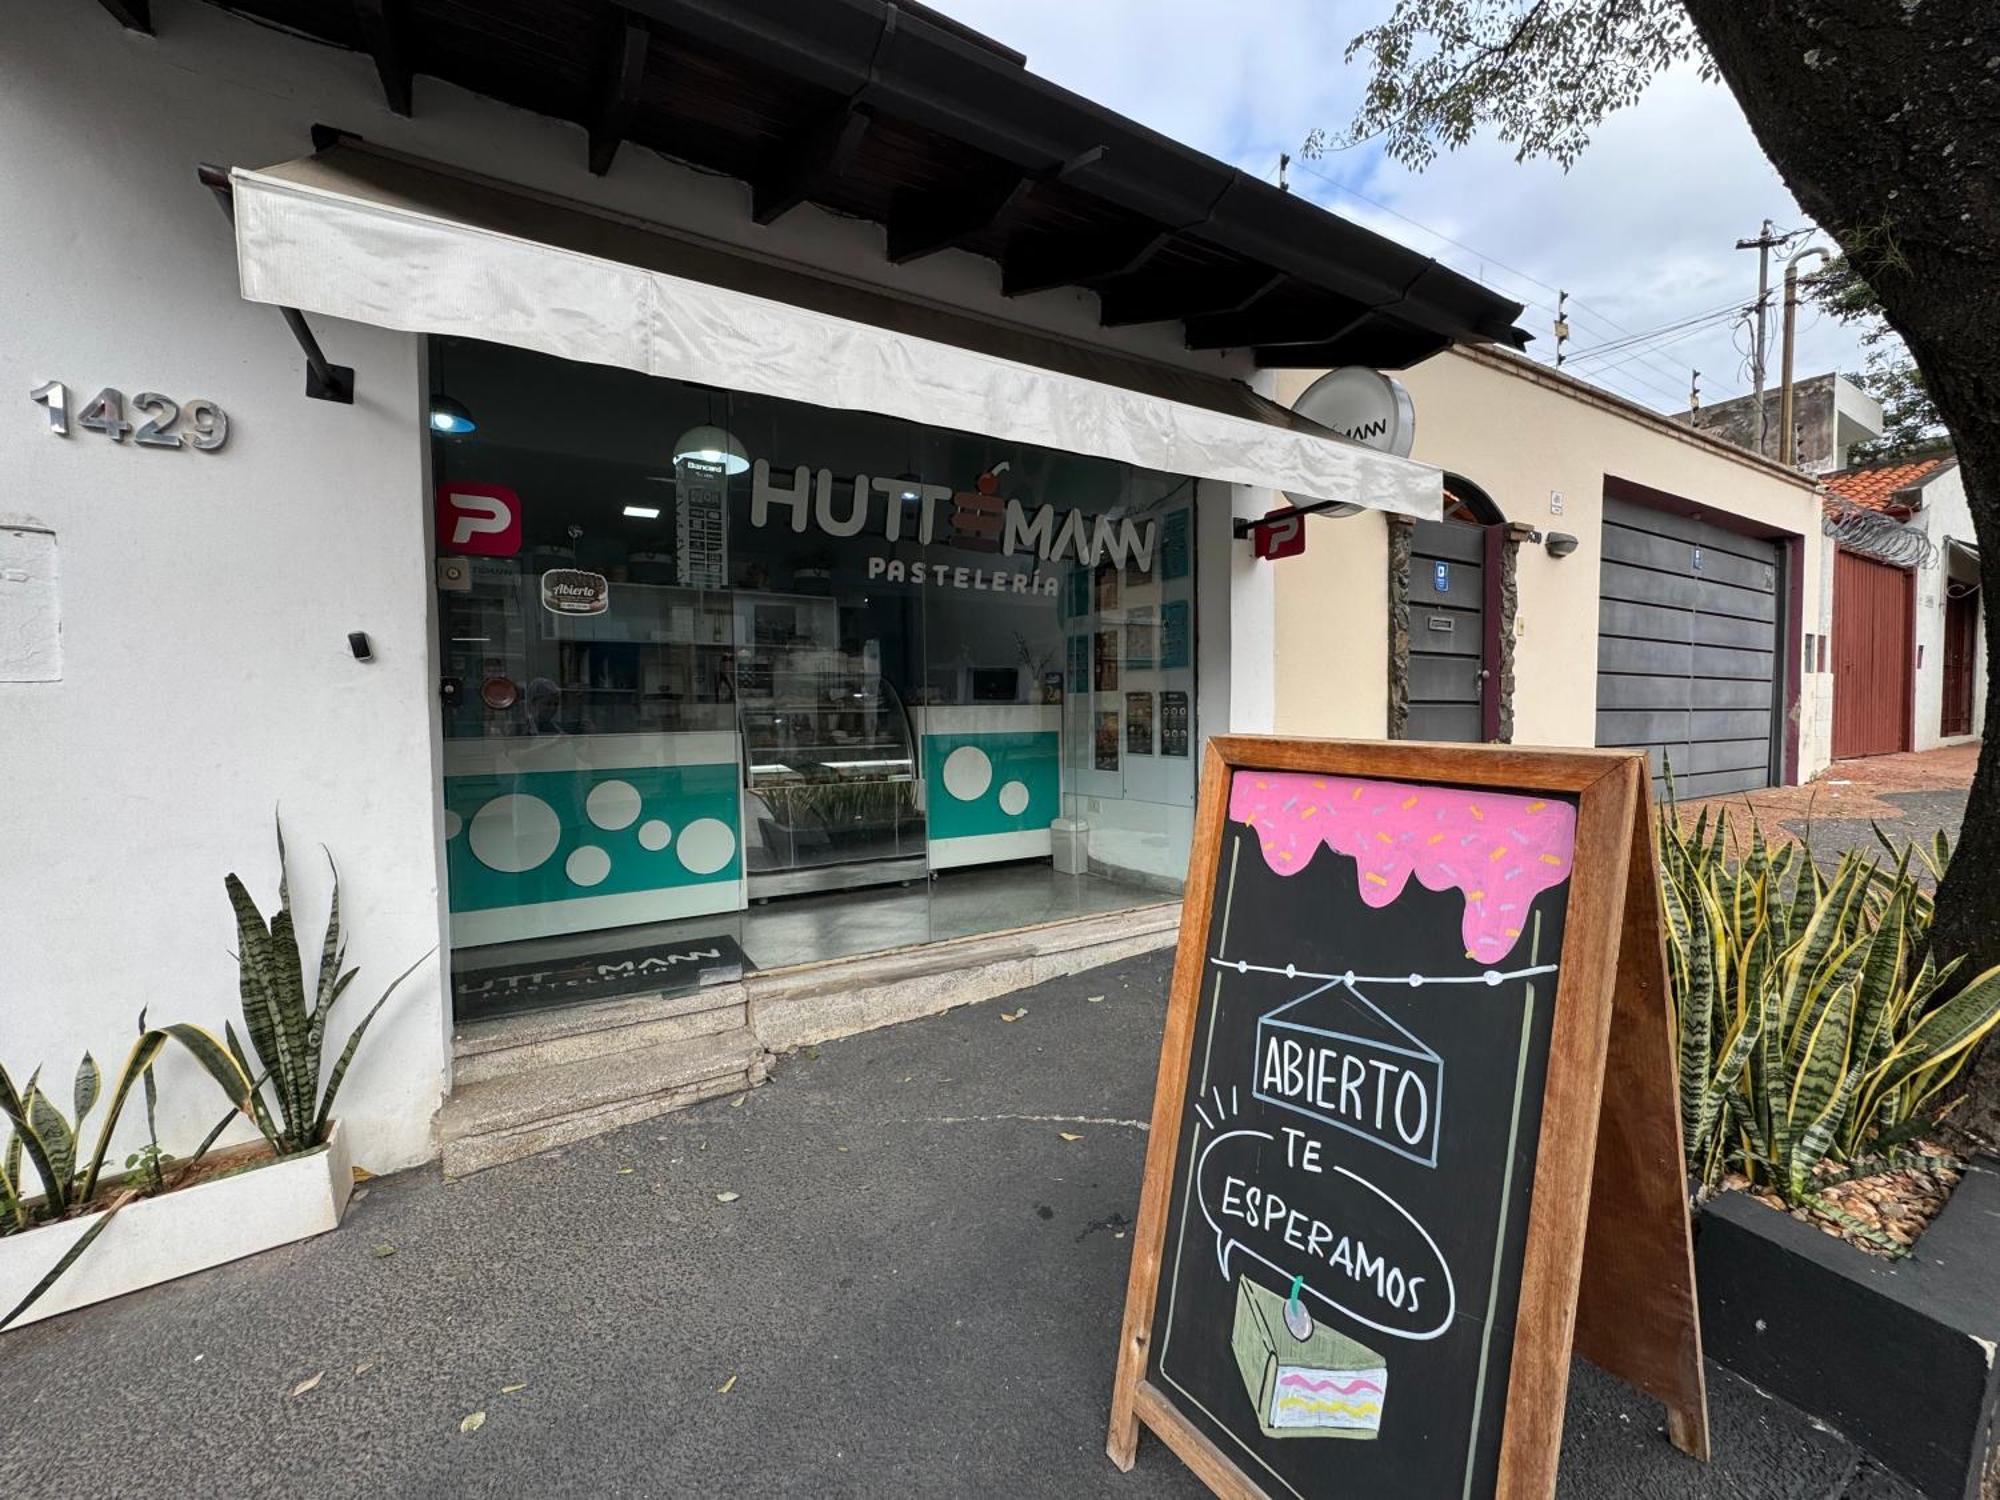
[922,732,1058,840]
[443,763,740,913]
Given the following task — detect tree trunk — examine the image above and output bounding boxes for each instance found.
[1679,2,2000,1134]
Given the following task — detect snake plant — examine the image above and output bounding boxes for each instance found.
[0,1020,249,1330]
[1662,802,2000,1208]
[225,820,428,1157]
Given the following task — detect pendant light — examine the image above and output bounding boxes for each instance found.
[672,424,749,475]
[429,395,477,435]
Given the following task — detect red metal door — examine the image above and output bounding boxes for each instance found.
[1942,590,1977,738]
[1831,549,1915,759]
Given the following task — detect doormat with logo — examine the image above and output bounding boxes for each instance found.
[452,934,755,1022]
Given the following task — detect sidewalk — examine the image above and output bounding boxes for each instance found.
[0,952,1919,1499]
[1679,742,1977,868]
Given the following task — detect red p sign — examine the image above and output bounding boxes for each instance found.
[436,482,522,556]
[1250,509,1306,561]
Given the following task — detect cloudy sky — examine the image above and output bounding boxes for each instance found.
[929,0,1872,418]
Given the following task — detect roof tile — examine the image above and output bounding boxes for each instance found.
[1824,457,1943,514]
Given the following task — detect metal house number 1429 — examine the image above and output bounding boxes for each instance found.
[28,381,229,451]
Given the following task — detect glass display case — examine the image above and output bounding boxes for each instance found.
[739,647,927,897]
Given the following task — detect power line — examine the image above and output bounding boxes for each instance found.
[1563,300,1749,364]
[1287,158,1726,401]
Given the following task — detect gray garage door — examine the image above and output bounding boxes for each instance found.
[1408,518,1487,741]
[1596,496,1783,797]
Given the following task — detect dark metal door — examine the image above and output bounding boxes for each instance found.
[1596,496,1784,796]
[1831,549,1915,758]
[1408,519,1490,742]
[1942,589,1977,738]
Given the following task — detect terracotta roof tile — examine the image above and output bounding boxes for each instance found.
[1824,457,1943,514]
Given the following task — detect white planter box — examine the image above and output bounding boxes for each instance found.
[0,1119,353,1330]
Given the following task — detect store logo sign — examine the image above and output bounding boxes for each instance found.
[436,482,522,556]
[1250,510,1306,561]
[541,568,609,616]
[749,461,1155,572]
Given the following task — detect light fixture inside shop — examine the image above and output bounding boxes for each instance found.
[622,504,662,519]
[428,394,477,435]
[672,424,749,475]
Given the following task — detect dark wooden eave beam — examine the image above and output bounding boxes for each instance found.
[885,145,1106,266]
[97,0,152,32]
[588,14,651,176]
[1097,267,1286,329]
[751,104,873,226]
[352,0,414,117]
[1002,226,1176,300]
[887,172,1032,264]
[1183,302,1379,352]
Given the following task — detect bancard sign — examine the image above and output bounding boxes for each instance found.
[540,568,609,616]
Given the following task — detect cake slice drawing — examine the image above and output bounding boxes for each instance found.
[1231,1276,1386,1440]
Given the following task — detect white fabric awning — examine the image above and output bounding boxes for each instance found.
[226,142,1441,520]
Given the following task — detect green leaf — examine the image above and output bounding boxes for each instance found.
[224,1020,281,1150]
[267,902,315,1151]
[26,1087,76,1211]
[228,870,304,1150]
[0,1191,133,1332]
[75,1032,166,1206]
[163,1024,256,1112]
[312,949,431,1143]
[1871,964,2000,1100]
[72,1054,100,1128]
[1788,979,1855,1138]
[1676,874,1718,1153]
[0,1066,62,1212]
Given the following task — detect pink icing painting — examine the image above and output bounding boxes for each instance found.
[1227,772,1577,965]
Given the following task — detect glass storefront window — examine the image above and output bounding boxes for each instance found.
[430,336,1197,1019]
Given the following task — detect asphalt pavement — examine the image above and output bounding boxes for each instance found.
[0,950,1919,1499]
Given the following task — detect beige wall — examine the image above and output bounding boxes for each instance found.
[1272,348,1829,779]
[1273,510,1391,738]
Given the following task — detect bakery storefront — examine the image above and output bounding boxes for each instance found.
[7,0,1532,1177]
[432,335,1201,1017]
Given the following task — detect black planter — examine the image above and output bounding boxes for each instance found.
[1696,1160,2000,1499]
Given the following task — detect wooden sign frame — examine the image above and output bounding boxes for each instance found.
[1107,738,1709,1499]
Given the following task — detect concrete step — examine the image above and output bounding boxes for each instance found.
[440,1023,765,1177]
[452,983,748,1086]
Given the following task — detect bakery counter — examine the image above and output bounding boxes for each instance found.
[441,730,746,946]
[909,705,1061,871]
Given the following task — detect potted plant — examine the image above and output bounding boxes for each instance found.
[0,820,425,1331]
[1664,804,2000,1498]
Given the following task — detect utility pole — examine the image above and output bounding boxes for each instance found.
[1735,219,1793,458]
[1688,369,1701,421]
[1553,290,1570,366]
[1277,152,1290,192]
[1778,244,1831,467]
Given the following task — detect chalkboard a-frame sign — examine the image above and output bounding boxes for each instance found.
[1108,739,1711,1499]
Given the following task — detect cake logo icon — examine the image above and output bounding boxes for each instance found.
[1233,1277,1386,1440]
[540,568,609,616]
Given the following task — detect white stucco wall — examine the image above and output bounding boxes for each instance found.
[2,0,1273,1168]
[1911,464,1986,751]
[1270,349,1830,782]
[1,19,441,1171]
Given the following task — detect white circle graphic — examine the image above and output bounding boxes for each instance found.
[941,745,993,802]
[443,809,463,839]
[676,817,737,876]
[468,794,561,874]
[638,819,672,851]
[586,779,643,831]
[566,845,612,887]
[998,780,1030,816]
